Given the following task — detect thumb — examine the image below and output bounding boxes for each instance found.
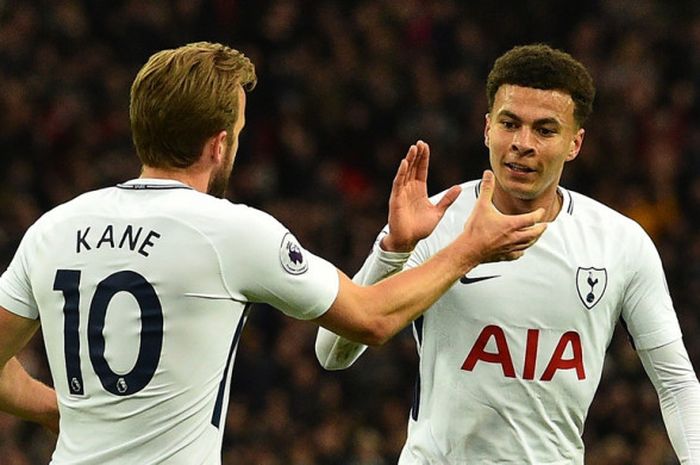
[477,170,495,205]
[434,185,462,214]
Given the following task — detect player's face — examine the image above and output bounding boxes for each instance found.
[484,84,584,205]
[208,87,247,198]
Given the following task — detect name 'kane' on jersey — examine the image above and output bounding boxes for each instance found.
[0,179,339,465]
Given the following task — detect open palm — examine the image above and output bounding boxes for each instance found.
[382,141,462,252]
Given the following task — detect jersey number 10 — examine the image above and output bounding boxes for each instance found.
[53,269,163,397]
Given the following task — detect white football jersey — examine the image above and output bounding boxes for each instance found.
[373,180,680,464]
[0,179,339,465]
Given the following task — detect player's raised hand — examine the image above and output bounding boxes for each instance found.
[461,170,547,263]
[381,141,462,252]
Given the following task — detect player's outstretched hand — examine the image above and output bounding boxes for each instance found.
[462,170,547,263]
[381,140,462,252]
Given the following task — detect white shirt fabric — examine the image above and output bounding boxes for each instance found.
[317,179,700,464]
[0,179,339,465]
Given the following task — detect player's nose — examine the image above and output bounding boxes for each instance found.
[511,128,535,155]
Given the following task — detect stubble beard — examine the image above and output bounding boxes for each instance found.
[207,146,234,198]
[207,166,230,198]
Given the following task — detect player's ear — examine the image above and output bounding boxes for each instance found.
[209,130,228,164]
[566,127,585,162]
[484,113,491,147]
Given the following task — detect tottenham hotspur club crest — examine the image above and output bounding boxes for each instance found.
[576,267,607,310]
[280,233,309,275]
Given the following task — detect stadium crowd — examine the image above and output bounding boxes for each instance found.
[1,0,700,463]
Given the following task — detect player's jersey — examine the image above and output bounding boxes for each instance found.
[385,180,680,464]
[0,179,339,465]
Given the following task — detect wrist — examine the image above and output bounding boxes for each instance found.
[441,239,480,276]
[29,380,59,433]
[380,235,415,253]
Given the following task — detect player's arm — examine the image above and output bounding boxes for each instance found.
[638,340,700,464]
[621,225,700,463]
[317,141,456,368]
[315,245,411,369]
[316,141,543,368]
[314,167,546,347]
[0,306,58,434]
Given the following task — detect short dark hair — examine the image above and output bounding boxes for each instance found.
[486,44,595,127]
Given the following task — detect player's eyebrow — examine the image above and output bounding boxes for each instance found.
[497,110,520,121]
[497,110,562,127]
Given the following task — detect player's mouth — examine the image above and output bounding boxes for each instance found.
[504,162,536,174]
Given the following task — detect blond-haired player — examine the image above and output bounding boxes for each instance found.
[0,42,546,464]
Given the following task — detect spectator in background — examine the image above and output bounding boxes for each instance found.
[2,1,700,463]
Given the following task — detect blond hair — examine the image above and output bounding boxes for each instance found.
[130,41,257,168]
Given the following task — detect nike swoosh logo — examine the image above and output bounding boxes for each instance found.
[459,275,500,284]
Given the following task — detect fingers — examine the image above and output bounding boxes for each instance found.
[394,143,419,188]
[396,140,431,187]
[505,222,547,255]
[405,141,426,183]
[404,144,418,180]
[415,140,430,183]
[477,220,547,264]
[502,208,546,235]
[483,249,525,263]
[435,185,462,213]
[500,250,525,261]
[392,158,409,190]
[512,221,547,243]
[393,142,420,187]
[510,207,546,228]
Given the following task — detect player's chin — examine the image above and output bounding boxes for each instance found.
[500,180,539,201]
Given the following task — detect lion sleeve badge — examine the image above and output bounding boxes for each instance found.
[279,232,309,275]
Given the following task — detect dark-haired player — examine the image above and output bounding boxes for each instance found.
[317,44,700,464]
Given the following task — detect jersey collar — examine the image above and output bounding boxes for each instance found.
[559,187,574,216]
[473,182,575,218]
[117,178,195,191]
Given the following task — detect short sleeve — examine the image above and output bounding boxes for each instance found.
[621,225,682,350]
[219,207,339,320]
[0,226,40,319]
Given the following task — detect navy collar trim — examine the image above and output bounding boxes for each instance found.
[473,181,574,216]
[117,179,194,191]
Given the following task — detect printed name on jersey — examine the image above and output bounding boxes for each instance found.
[575,267,607,310]
[279,232,309,275]
[76,224,162,257]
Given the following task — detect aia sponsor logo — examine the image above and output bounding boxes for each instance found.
[461,325,585,381]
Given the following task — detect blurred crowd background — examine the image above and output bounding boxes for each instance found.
[1,0,700,464]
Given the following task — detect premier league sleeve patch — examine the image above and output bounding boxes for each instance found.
[279,232,309,275]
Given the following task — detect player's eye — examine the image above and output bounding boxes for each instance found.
[537,127,557,136]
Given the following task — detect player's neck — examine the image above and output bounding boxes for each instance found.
[140,165,210,194]
[493,187,563,223]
